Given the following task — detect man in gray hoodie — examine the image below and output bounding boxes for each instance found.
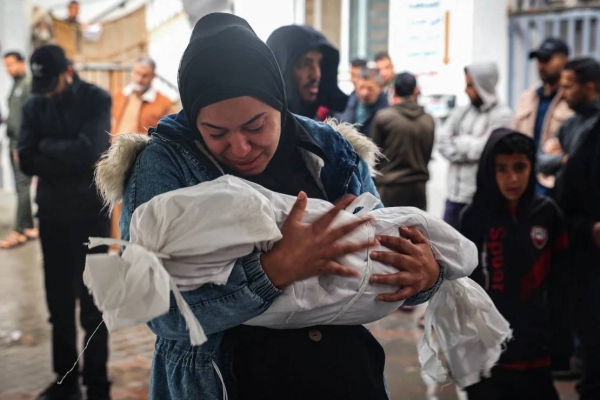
[438,62,513,227]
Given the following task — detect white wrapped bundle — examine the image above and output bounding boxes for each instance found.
[84,175,511,387]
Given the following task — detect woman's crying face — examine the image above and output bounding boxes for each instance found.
[196,96,281,176]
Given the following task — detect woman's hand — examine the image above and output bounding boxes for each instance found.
[260,192,376,289]
[370,226,440,302]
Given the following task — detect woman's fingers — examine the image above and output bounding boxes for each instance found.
[328,238,377,259]
[398,226,428,244]
[312,195,356,232]
[327,217,373,243]
[376,287,417,302]
[369,250,418,272]
[370,271,419,287]
[287,191,308,224]
[375,235,420,257]
[370,270,420,302]
[321,260,360,278]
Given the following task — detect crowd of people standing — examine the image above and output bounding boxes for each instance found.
[0,10,598,400]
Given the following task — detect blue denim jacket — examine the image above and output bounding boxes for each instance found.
[118,111,440,399]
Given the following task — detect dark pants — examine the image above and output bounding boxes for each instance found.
[377,182,427,211]
[228,325,389,400]
[9,139,33,233]
[465,367,560,400]
[575,283,600,400]
[576,325,600,399]
[39,217,110,389]
[443,199,468,229]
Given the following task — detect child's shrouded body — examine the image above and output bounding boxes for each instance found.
[460,129,567,399]
[85,175,512,388]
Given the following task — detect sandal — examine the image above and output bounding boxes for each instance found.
[0,231,28,249]
[23,228,39,240]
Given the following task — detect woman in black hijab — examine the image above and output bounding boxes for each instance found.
[100,13,442,400]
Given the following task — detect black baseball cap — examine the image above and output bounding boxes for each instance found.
[394,72,417,97]
[529,38,570,60]
[30,45,69,94]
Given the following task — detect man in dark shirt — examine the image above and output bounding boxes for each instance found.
[18,45,112,400]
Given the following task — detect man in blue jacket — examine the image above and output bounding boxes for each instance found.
[336,67,389,137]
[18,45,111,400]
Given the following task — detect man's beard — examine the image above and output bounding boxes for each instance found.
[541,73,561,86]
[132,83,151,93]
[302,79,319,103]
[470,96,484,108]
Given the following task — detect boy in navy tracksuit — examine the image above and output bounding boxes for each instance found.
[460,128,568,400]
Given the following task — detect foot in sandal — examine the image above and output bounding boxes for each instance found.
[23,228,39,240]
[0,231,28,249]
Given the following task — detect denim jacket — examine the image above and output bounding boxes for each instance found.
[96,111,442,399]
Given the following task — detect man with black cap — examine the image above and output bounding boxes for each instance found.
[266,25,348,119]
[517,39,578,381]
[17,44,112,400]
[371,72,435,211]
[514,37,572,196]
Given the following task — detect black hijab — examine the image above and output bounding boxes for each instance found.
[176,13,327,196]
[178,13,287,127]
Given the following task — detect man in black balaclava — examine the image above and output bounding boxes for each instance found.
[267,25,348,119]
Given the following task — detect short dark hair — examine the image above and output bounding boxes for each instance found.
[494,133,535,161]
[69,1,79,6]
[351,58,367,68]
[374,51,391,62]
[3,51,25,62]
[394,72,417,98]
[565,57,600,93]
[358,67,382,85]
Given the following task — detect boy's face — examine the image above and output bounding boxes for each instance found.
[494,153,531,207]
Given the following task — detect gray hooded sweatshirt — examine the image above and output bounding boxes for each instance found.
[437,62,513,204]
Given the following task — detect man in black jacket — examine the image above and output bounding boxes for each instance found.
[551,58,600,400]
[18,45,111,400]
[538,58,600,201]
[267,25,348,119]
